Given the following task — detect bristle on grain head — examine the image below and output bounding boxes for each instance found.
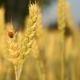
[29,4,38,22]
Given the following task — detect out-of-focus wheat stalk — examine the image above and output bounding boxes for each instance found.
[58,0,66,31]
[0,7,7,57]
[0,7,7,80]
[57,0,66,80]
[66,2,76,80]
[32,39,42,79]
[65,1,75,45]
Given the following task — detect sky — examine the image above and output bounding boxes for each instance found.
[42,0,80,27]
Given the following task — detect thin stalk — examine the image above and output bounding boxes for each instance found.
[14,66,18,80]
[17,65,23,80]
[37,60,47,80]
[36,61,42,80]
[70,57,76,80]
[40,51,47,80]
[60,30,65,80]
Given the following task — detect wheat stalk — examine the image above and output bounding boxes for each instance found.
[0,7,7,57]
[58,0,66,30]
[6,3,39,80]
[57,0,66,80]
[0,7,9,80]
[20,3,38,57]
[18,3,38,80]
[65,2,76,80]
[6,23,20,80]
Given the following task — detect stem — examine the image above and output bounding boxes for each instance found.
[14,66,18,80]
[36,61,42,80]
[70,57,76,80]
[60,30,65,80]
[36,39,47,80]
[17,65,23,80]
[39,62,47,80]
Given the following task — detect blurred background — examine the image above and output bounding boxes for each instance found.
[0,0,80,80]
[0,0,80,29]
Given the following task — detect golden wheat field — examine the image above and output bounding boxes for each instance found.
[0,0,80,80]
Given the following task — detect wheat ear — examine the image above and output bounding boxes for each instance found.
[20,3,38,58]
[7,23,20,80]
[6,3,39,80]
[58,0,66,30]
[16,3,39,79]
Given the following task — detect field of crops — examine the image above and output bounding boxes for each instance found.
[0,0,80,80]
